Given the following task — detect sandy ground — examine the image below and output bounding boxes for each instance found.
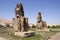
[49,32,60,40]
[0,37,7,40]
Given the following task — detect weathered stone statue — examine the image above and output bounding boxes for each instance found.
[37,12,42,23]
[13,3,28,32]
[12,3,35,37]
[36,12,47,30]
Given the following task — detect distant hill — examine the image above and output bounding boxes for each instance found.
[0,18,12,25]
[47,24,60,26]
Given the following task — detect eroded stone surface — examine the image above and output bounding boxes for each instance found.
[13,3,28,32]
[36,12,47,30]
[14,31,35,37]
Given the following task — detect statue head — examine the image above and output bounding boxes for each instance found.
[15,3,23,12]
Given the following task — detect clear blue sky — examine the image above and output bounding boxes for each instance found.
[0,0,60,24]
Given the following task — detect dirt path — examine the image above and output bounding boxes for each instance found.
[49,32,60,40]
[0,37,7,40]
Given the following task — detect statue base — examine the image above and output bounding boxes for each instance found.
[36,27,49,31]
[14,31,35,37]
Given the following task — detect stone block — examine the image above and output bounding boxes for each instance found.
[14,31,35,37]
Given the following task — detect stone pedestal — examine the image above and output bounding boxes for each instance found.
[14,31,35,37]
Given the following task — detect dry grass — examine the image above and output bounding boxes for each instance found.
[0,27,60,40]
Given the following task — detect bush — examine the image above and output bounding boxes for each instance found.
[48,26,51,28]
[32,25,36,28]
[49,25,60,29]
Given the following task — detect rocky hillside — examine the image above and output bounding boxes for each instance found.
[0,18,12,26]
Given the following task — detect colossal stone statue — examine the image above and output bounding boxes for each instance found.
[36,12,47,29]
[13,3,28,32]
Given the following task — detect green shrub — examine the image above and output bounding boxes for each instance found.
[48,25,60,29]
[51,25,60,29]
[48,26,51,28]
[32,25,36,28]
